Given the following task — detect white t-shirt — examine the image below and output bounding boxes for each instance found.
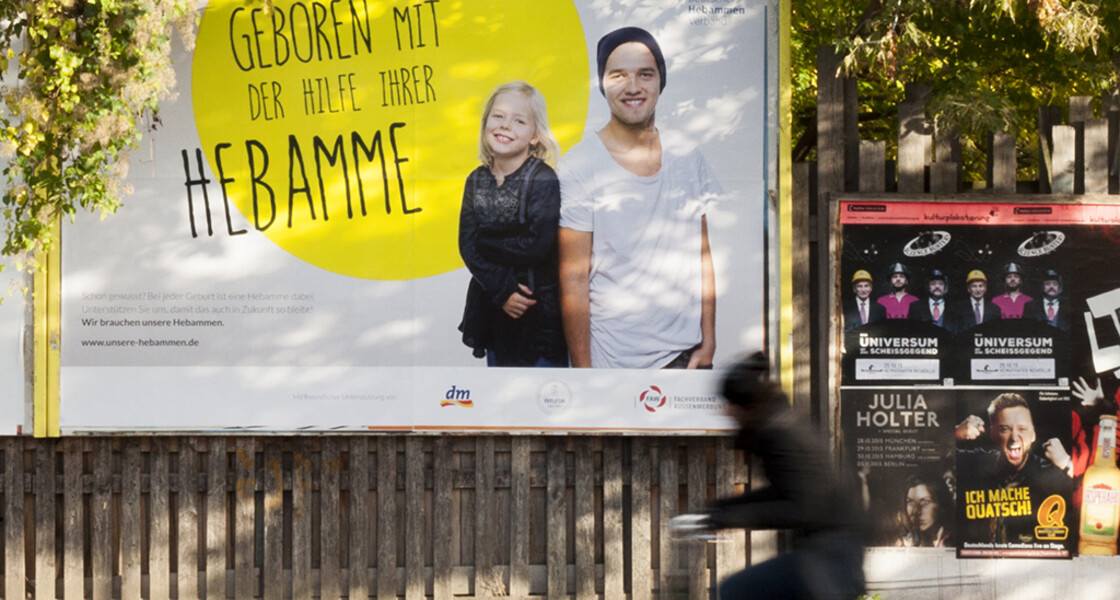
[559,134,721,368]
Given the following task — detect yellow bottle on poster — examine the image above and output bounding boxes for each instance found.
[1080,415,1120,555]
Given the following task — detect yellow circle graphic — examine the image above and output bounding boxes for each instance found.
[193,0,588,280]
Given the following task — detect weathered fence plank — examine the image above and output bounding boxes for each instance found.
[933,124,962,192]
[350,437,371,600]
[453,443,468,588]
[406,437,426,600]
[658,439,679,598]
[987,131,1016,194]
[1039,105,1063,193]
[898,84,932,194]
[63,439,83,600]
[151,440,172,600]
[1072,96,1093,194]
[34,441,56,600]
[5,439,25,600]
[262,440,283,600]
[509,437,530,600]
[817,47,847,198]
[934,124,962,166]
[1085,118,1109,194]
[844,77,861,193]
[602,438,624,600]
[930,162,958,194]
[206,439,228,600]
[433,437,454,600]
[1052,124,1077,194]
[546,440,566,600]
[1070,96,1094,123]
[574,437,595,600]
[292,439,312,600]
[179,440,201,600]
[1108,101,1119,195]
[792,160,814,425]
[233,438,254,600]
[377,437,397,600]
[630,437,652,600]
[91,439,111,600]
[474,436,496,599]
[321,438,342,600]
[687,439,708,600]
[122,442,142,600]
[858,140,886,193]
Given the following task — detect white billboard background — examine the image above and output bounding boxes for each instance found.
[60,0,772,432]
[0,263,27,434]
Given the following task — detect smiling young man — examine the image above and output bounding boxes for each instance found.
[558,27,719,369]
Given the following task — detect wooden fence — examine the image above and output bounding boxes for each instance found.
[0,435,750,600]
[811,49,1120,198]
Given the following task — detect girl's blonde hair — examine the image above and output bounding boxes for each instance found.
[478,81,562,168]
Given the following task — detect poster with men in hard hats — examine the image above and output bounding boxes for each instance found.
[838,204,1071,388]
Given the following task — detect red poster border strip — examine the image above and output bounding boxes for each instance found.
[839,200,1120,226]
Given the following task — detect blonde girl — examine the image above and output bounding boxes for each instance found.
[457,81,568,367]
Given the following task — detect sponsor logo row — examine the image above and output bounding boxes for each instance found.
[439,382,721,414]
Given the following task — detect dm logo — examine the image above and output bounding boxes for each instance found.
[638,386,668,413]
[441,385,474,408]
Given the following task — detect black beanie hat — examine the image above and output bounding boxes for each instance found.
[596,26,667,96]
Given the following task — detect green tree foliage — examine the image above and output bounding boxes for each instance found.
[0,0,196,259]
[794,0,1120,180]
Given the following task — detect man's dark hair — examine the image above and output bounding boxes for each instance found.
[722,351,783,408]
[986,392,1029,422]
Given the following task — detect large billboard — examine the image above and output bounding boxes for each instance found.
[59,0,775,432]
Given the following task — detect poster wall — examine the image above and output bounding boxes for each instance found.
[837,200,1120,558]
[59,0,774,432]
